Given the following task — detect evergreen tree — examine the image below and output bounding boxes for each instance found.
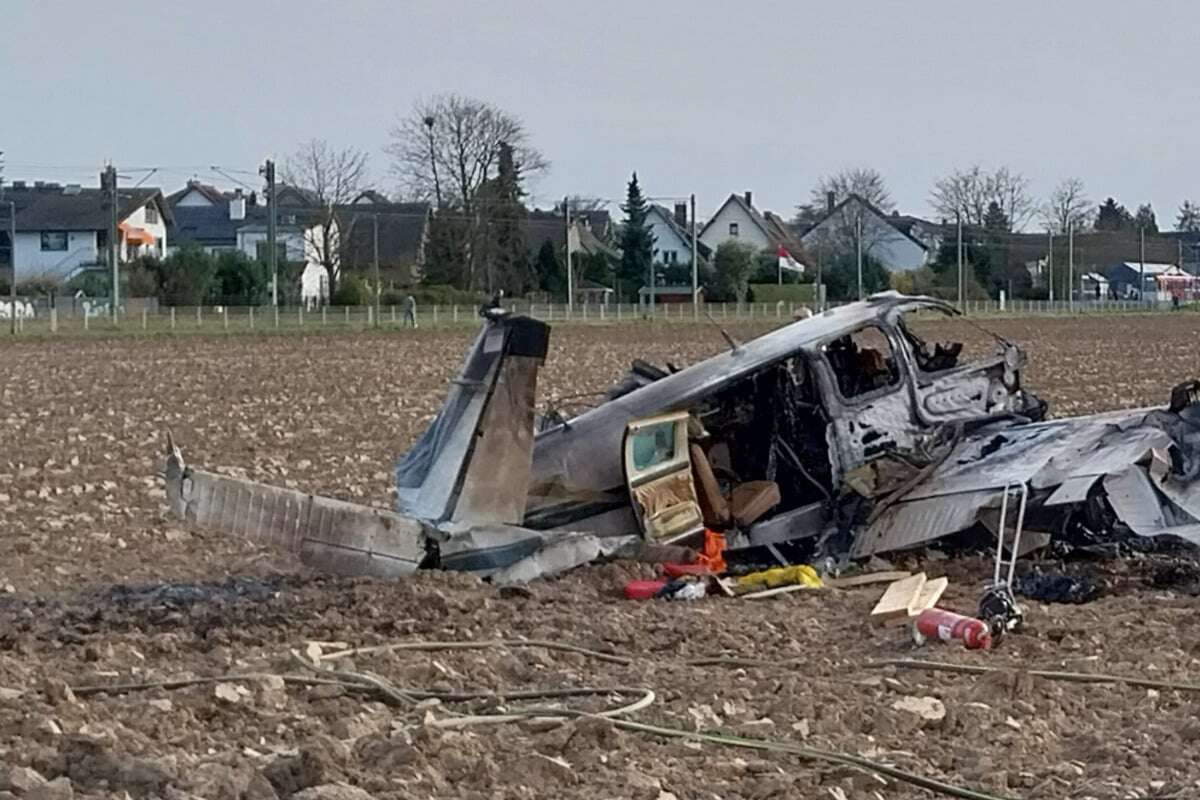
[421,212,470,287]
[489,142,532,294]
[1094,198,1133,232]
[712,241,756,302]
[1178,201,1200,233]
[534,240,564,296]
[617,172,655,298]
[1133,203,1158,233]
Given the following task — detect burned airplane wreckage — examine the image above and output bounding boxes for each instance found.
[164,292,1200,582]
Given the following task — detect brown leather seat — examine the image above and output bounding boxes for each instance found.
[689,444,779,530]
[730,481,781,528]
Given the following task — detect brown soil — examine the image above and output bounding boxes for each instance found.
[2,316,1200,799]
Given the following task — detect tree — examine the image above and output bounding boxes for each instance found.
[1042,178,1092,234]
[929,165,1035,230]
[822,252,890,302]
[534,240,564,296]
[282,139,369,291]
[713,241,756,303]
[485,142,532,294]
[811,166,893,213]
[156,247,217,305]
[1133,203,1158,233]
[386,94,548,289]
[1094,198,1133,232]
[209,250,269,305]
[1177,201,1200,233]
[617,172,654,298]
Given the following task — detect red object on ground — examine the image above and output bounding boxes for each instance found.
[663,563,712,577]
[624,579,669,600]
[912,608,992,650]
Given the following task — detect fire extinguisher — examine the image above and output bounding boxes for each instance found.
[912,608,992,650]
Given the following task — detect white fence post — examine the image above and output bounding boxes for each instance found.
[433,305,439,326]
[169,307,175,330]
[196,306,202,327]
[223,306,229,330]
[249,306,255,329]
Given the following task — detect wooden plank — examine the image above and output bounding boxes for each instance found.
[825,570,912,589]
[881,575,950,627]
[870,572,927,624]
[741,583,820,600]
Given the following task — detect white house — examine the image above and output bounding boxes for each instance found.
[699,192,803,256]
[236,213,334,307]
[799,194,929,272]
[3,180,169,283]
[646,203,711,267]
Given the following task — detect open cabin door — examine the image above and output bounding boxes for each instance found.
[622,411,704,544]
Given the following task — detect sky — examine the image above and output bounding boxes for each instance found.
[2,0,1196,227]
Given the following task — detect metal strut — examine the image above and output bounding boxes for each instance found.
[979,482,1027,639]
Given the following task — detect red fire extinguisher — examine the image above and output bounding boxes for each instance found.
[912,608,992,650]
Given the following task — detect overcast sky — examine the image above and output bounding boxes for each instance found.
[2,0,1196,226]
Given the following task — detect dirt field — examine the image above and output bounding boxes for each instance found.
[2,315,1200,799]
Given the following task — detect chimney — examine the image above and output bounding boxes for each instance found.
[674,202,688,228]
[229,189,246,221]
[248,191,257,207]
[827,191,836,213]
[744,191,753,208]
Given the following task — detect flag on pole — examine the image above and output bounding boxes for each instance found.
[778,245,806,274]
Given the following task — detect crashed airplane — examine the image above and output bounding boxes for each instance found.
[164,292,1200,582]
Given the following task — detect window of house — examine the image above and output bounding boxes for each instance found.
[823,325,900,399]
[144,204,160,225]
[664,250,677,264]
[40,232,68,251]
[729,222,739,237]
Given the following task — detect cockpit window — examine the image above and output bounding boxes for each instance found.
[823,325,900,399]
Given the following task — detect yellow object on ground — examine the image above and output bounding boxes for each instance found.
[734,564,823,594]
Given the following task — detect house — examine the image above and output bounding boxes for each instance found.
[1080,272,1110,299]
[334,198,432,285]
[699,192,805,258]
[166,180,337,305]
[798,194,930,272]
[0,178,170,284]
[647,203,710,268]
[1105,262,1193,301]
[574,279,614,306]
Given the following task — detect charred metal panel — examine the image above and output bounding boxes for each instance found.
[854,489,995,557]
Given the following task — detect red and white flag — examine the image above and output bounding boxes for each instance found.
[778,245,806,274]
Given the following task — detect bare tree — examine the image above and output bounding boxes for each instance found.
[282,139,370,290]
[386,94,548,212]
[929,165,1035,231]
[386,94,548,287]
[1041,178,1093,234]
[810,166,894,212]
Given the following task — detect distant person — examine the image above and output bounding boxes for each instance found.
[479,289,505,318]
[403,294,418,328]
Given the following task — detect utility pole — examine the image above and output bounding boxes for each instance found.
[564,197,574,313]
[7,201,14,336]
[372,212,380,327]
[1047,230,1054,304]
[102,164,119,323]
[815,247,824,312]
[855,211,863,300]
[690,193,698,318]
[1139,226,1146,306]
[1067,221,1075,312]
[260,159,278,307]
[956,212,964,311]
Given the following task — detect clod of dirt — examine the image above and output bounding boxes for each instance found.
[0,766,47,794]
[23,777,72,800]
[292,784,375,800]
[263,748,328,798]
[48,736,173,798]
[1149,562,1200,595]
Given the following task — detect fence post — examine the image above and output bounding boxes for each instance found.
[391,305,396,324]
[274,305,279,328]
[51,308,58,334]
[141,307,147,330]
[169,307,175,330]
[322,306,327,326]
[433,305,439,326]
[722,302,727,318]
[249,306,255,330]
[196,306,202,327]
[344,306,350,325]
[223,306,229,330]
[299,306,304,327]
[367,305,374,327]
[453,304,459,323]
